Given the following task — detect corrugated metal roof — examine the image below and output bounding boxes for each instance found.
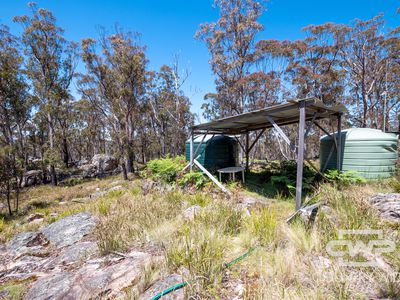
[192,97,346,134]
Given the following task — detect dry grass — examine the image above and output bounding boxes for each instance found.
[1,175,399,299]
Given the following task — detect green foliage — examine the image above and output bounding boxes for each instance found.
[389,177,400,192]
[145,156,186,184]
[61,177,83,187]
[270,161,316,196]
[245,207,278,247]
[325,170,366,187]
[178,171,208,189]
[0,217,4,232]
[165,224,226,288]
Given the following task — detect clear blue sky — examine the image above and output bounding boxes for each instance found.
[1,1,399,121]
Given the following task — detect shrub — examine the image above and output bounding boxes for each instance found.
[270,161,316,196]
[61,177,84,187]
[145,156,186,184]
[325,170,366,187]
[178,171,208,189]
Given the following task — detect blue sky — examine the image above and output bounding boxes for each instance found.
[1,1,399,121]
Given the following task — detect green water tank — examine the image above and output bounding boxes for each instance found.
[185,135,238,172]
[320,128,398,179]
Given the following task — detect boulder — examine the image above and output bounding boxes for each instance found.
[369,193,400,222]
[78,163,97,178]
[140,274,185,300]
[23,272,74,300]
[24,250,152,300]
[40,213,96,248]
[6,232,49,255]
[22,170,42,187]
[183,205,202,221]
[26,213,45,223]
[237,195,267,215]
[45,241,98,267]
[92,154,118,172]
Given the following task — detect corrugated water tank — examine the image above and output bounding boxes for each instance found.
[185,135,238,172]
[320,128,398,179]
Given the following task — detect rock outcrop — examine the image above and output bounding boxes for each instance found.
[369,193,400,222]
[40,212,96,248]
[78,154,119,178]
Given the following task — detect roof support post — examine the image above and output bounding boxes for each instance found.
[336,113,342,171]
[245,132,250,172]
[295,100,306,210]
[189,130,194,172]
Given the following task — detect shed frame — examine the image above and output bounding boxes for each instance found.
[186,97,346,209]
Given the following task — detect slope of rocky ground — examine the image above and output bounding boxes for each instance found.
[0,175,399,299]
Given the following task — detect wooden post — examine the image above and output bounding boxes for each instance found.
[189,130,194,172]
[295,100,306,210]
[336,114,342,171]
[245,132,249,172]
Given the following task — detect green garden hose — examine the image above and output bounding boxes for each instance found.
[150,247,254,300]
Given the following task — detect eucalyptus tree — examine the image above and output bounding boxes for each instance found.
[14,3,77,185]
[335,15,390,128]
[0,25,31,214]
[197,0,266,118]
[79,28,147,179]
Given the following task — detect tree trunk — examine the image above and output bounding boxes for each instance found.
[62,137,69,168]
[121,162,128,180]
[126,146,135,173]
[47,113,57,186]
[6,181,12,216]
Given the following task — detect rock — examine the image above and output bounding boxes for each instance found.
[89,190,107,199]
[77,159,89,166]
[92,154,118,173]
[0,290,10,299]
[48,241,98,267]
[23,272,74,300]
[26,213,45,223]
[108,185,122,192]
[237,195,267,215]
[369,193,400,222]
[22,170,42,187]
[69,251,151,298]
[319,205,339,224]
[141,179,156,194]
[3,255,46,278]
[183,205,202,221]
[78,163,97,178]
[41,213,96,248]
[24,250,152,299]
[298,203,320,225]
[140,274,184,300]
[7,232,49,255]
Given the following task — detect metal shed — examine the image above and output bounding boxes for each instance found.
[185,97,346,210]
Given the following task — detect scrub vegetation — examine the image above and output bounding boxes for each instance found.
[1,160,399,299]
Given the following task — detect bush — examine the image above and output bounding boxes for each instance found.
[270,161,316,196]
[61,177,84,187]
[178,171,208,189]
[325,170,366,187]
[145,156,186,184]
